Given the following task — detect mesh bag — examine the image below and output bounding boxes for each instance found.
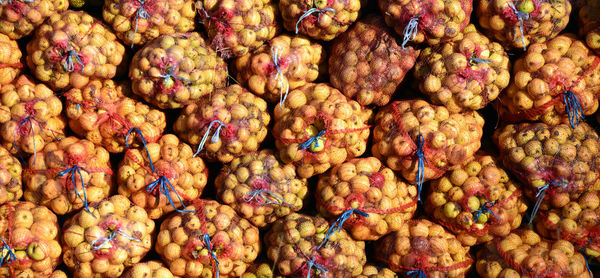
[329,15,419,107]
[279,0,360,41]
[357,264,398,278]
[378,0,472,47]
[414,24,511,113]
[121,261,176,278]
[118,134,208,219]
[476,229,591,278]
[215,149,307,228]
[0,34,21,85]
[316,157,418,241]
[265,213,367,277]
[65,79,166,153]
[0,0,68,39]
[372,100,484,200]
[273,83,372,179]
[0,75,65,159]
[49,270,67,278]
[498,34,600,127]
[579,0,600,56]
[234,34,324,106]
[373,219,473,278]
[477,0,571,51]
[26,10,126,90]
[493,122,600,224]
[425,153,528,246]
[174,84,270,163]
[156,199,260,278]
[129,32,228,109]
[196,0,279,58]
[0,201,61,278]
[103,0,196,47]
[0,146,21,205]
[240,261,280,278]
[62,195,155,278]
[23,137,114,215]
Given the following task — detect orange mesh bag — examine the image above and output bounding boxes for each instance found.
[372,100,484,201]
[316,157,418,241]
[425,153,528,246]
[0,201,61,278]
[273,83,372,179]
[579,0,600,56]
[373,219,473,278]
[357,264,398,278]
[174,84,270,163]
[215,149,307,228]
[476,229,591,278]
[129,32,228,109]
[0,0,68,39]
[65,79,166,153]
[103,0,196,47]
[0,75,65,160]
[196,0,279,58]
[477,0,571,51]
[378,0,472,47]
[265,213,367,277]
[155,199,260,277]
[414,25,511,113]
[62,195,155,278]
[23,137,114,215]
[234,34,324,106]
[122,261,177,278]
[329,15,419,107]
[26,11,126,90]
[0,34,21,85]
[0,146,21,205]
[117,134,208,219]
[279,0,360,41]
[498,35,600,128]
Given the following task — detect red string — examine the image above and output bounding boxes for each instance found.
[4,202,14,278]
[375,255,473,274]
[0,63,23,69]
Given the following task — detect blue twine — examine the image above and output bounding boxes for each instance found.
[0,0,32,5]
[14,116,49,164]
[305,255,328,278]
[90,228,140,251]
[243,189,296,207]
[146,176,195,213]
[203,234,220,278]
[468,53,492,66]
[62,50,85,73]
[125,127,154,173]
[295,7,336,34]
[0,238,15,267]
[158,65,191,87]
[415,134,427,202]
[298,130,326,151]
[58,165,92,214]
[507,2,529,51]
[472,201,501,222]
[581,248,593,278]
[563,91,584,129]
[407,269,427,278]
[129,0,151,47]
[401,12,424,51]
[193,120,228,157]
[317,209,368,250]
[271,46,290,110]
[528,178,568,225]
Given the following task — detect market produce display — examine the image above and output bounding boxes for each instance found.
[0,0,68,39]
[0,34,21,85]
[0,146,21,205]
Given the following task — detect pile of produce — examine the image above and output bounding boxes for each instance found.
[0,146,21,204]
[0,0,68,39]
[579,0,600,55]
[0,34,21,85]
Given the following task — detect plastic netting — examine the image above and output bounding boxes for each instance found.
[357,264,398,278]
[0,34,21,85]
[0,0,68,39]
[0,146,21,205]
[121,260,175,278]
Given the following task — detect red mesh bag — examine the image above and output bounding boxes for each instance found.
[215,149,307,228]
[378,0,472,47]
[156,199,261,277]
[265,213,367,277]
[65,79,166,153]
[425,153,528,246]
[0,75,65,159]
[23,136,114,215]
[579,0,600,56]
[26,10,126,90]
[196,0,279,58]
[0,0,68,39]
[357,264,398,278]
[234,34,324,106]
[498,34,600,128]
[103,0,196,47]
[121,261,176,278]
[62,195,155,278]
[273,83,372,178]
[372,100,484,200]
[316,157,418,241]
[329,15,419,107]
[0,34,21,85]
[174,84,270,163]
[373,219,473,278]
[414,25,511,112]
[476,229,591,277]
[129,32,228,109]
[118,134,208,219]
[0,201,61,278]
[0,146,21,205]
[477,0,571,51]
